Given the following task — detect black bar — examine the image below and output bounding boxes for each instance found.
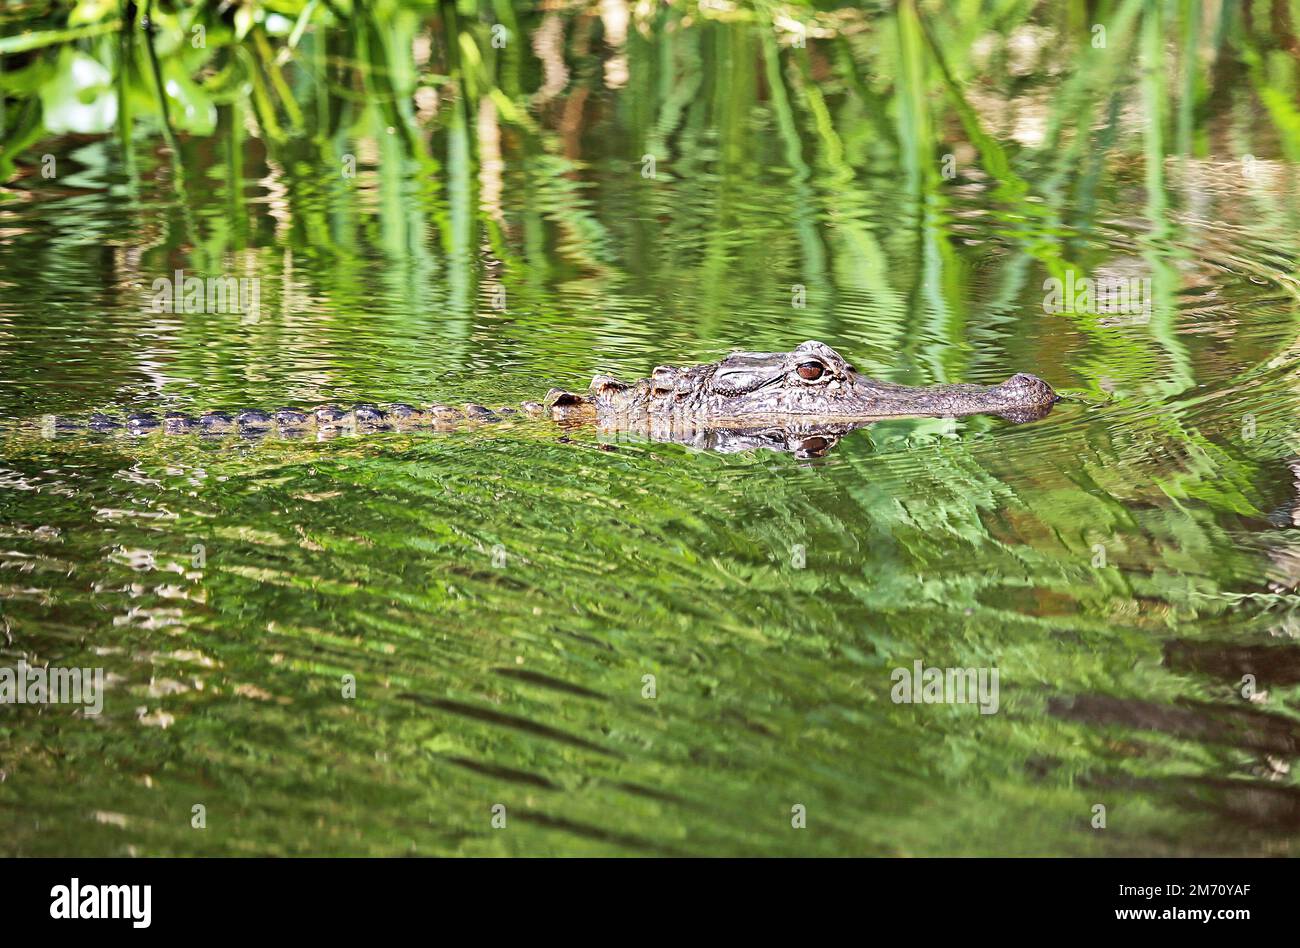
[0,857,1284,934]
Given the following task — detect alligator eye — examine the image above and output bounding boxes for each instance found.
[796,362,825,381]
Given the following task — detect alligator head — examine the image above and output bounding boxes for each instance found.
[546,341,1058,429]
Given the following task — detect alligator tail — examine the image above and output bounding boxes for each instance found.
[30,402,550,437]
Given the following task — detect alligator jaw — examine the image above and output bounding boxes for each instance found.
[828,372,1059,424]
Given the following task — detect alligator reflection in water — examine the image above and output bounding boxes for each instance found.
[588,420,871,458]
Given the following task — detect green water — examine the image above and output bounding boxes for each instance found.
[2,1,1300,856]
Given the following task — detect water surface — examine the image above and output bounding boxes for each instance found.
[2,1,1300,855]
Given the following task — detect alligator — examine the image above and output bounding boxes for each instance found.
[22,341,1057,457]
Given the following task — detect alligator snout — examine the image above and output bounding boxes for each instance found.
[1002,372,1058,405]
[987,372,1058,423]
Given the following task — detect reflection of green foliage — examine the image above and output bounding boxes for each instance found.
[5,0,1300,360]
